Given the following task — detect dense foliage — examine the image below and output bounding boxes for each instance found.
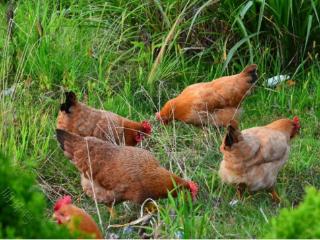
[267,187,320,238]
[0,152,73,238]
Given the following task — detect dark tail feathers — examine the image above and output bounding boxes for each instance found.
[224,120,240,148]
[56,129,69,150]
[60,91,77,113]
[56,128,79,151]
[243,64,258,84]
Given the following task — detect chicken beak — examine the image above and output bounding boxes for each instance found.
[52,213,63,224]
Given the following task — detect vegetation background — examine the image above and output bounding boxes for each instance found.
[0,0,319,238]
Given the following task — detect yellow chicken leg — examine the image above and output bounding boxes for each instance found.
[236,183,246,200]
[144,201,158,214]
[107,206,117,219]
[269,188,281,203]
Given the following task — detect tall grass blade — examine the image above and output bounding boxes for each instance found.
[147,3,189,86]
[234,1,255,64]
[235,16,254,63]
[303,15,313,58]
[186,0,219,42]
[240,1,253,19]
[311,0,320,27]
[257,0,265,35]
[222,32,260,72]
[153,0,171,28]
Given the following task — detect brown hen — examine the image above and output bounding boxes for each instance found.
[156,64,258,127]
[55,129,198,214]
[57,91,151,146]
[53,195,103,239]
[219,117,300,202]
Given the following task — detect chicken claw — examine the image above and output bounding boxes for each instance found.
[236,183,246,200]
[107,206,117,219]
[269,188,281,203]
[144,201,158,214]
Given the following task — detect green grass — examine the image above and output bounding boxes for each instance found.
[1,0,320,238]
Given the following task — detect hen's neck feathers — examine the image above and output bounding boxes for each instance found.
[265,119,294,139]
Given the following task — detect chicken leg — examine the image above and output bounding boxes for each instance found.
[236,183,246,200]
[107,206,117,219]
[269,188,281,203]
[144,201,158,214]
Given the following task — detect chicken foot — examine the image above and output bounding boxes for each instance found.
[107,206,117,219]
[236,183,246,200]
[269,188,281,203]
[144,201,158,214]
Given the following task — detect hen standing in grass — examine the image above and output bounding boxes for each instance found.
[219,117,300,202]
[57,91,152,146]
[55,129,198,217]
[156,64,258,127]
[53,195,103,239]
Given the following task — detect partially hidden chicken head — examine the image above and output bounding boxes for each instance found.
[187,181,199,200]
[135,120,152,142]
[142,120,152,134]
[156,99,176,124]
[53,195,72,224]
[156,112,169,124]
[292,116,301,138]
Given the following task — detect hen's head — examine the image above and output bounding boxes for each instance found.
[141,121,152,135]
[156,112,169,124]
[134,121,152,143]
[267,117,301,139]
[187,181,199,200]
[53,195,72,224]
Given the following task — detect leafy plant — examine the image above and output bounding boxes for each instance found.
[266,187,320,238]
[0,152,73,238]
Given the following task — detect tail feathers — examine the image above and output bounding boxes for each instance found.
[242,64,258,84]
[224,120,241,148]
[56,129,81,158]
[60,91,77,113]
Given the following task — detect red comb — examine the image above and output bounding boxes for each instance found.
[188,181,199,200]
[141,121,152,134]
[293,116,299,123]
[54,195,72,211]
